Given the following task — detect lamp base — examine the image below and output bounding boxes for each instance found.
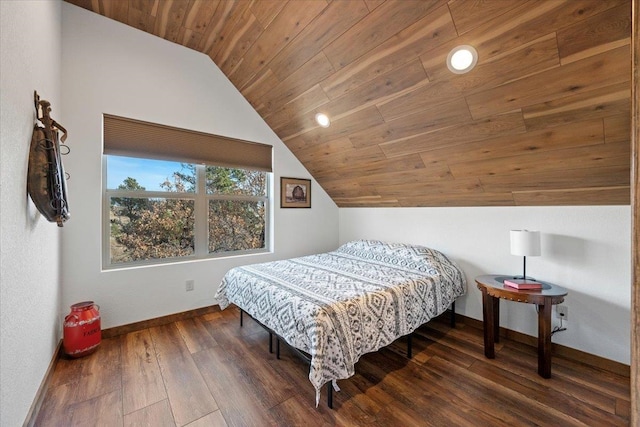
[512,275,536,281]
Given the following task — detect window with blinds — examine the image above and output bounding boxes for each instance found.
[102,115,272,268]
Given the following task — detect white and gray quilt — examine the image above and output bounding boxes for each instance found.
[215,240,466,404]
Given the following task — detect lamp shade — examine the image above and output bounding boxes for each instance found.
[510,230,541,257]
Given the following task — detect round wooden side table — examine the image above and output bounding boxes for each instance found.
[475,274,568,378]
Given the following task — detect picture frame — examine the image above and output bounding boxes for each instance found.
[280,177,311,208]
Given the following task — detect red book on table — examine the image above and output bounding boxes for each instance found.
[503,279,543,289]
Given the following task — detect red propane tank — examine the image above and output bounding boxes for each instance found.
[63,301,101,358]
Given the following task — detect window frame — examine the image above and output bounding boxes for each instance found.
[102,156,271,270]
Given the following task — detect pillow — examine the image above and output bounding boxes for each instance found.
[334,240,449,273]
[334,240,467,296]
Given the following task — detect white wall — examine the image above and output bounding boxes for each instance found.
[0,1,63,425]
[60,3,338,329]
[340,206,631,364]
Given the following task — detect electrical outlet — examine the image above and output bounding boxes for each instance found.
[556,305,568,320]
[185,280,194,292]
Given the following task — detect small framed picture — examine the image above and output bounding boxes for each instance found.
[280,177,311,208]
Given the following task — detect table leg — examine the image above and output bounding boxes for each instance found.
[537,300,553,378]
[481,289,498,359]
[493,295,500,344]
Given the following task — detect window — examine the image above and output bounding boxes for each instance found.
[105,157,269,267]
[102,115,272,268]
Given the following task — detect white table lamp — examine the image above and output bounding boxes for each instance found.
[510,230,541,280]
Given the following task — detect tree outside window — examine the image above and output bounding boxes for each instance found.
[106,156,269,267]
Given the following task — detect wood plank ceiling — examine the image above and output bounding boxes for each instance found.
[64,0,632,207]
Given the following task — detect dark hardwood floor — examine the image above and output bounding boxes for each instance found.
[35,306,630,426]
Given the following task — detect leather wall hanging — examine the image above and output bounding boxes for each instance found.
[27,91,70,226]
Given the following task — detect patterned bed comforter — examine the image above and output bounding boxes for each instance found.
[215,240,466,404]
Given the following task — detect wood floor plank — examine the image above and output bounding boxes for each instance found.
[354,352,488,427]
[48,354,83,389]
[404,340,480,368]
[269,394,345,427]
[74,336,122,403]
[150,324,219,426]
[396,360,513,427]
[210,326,297,408]
[264,346,325,406]
[123,399,176,427]
[121,329,167,415]
[335,372,391,419]
[148,321,191,354]
[201,310,223,322]
[373,397,477,427]
[379,351,525,426]
[33,382,78,426]
[381,347,511,425]
[423,356,586,426]
[202,314,269,362]
[192,344,280,427]
[414,322,500,363]
[184,410,229,427]
[68,389,123,427]
[551,356,631,400]
[36,306,631,426]
[490,343,621,415]
[264,346,375,425]
[175,317,218,354]
[468,359,629,426]
[235,348,297,408]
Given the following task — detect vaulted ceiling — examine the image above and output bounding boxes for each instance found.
[64,0,632,207]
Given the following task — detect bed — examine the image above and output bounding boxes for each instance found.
[215,240,466,406]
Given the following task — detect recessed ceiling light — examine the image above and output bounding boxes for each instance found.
[446,45,478,74]
[315,113,330,128]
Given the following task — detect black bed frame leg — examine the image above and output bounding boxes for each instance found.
[276,338,281,359]
[407,334,412,359]
[269,333,273,353]
[450,301,456,328]
[240,309,244,327]
[327,382,333,408]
